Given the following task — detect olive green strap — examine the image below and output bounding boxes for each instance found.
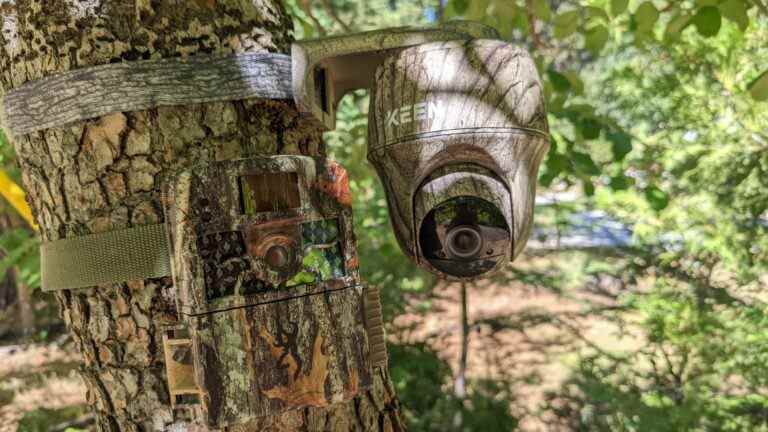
[41,224,171,291]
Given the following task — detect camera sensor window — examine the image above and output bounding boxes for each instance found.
[239,172,300,214]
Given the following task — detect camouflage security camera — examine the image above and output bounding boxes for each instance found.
[161,156,386,427]
[367,39,549,279]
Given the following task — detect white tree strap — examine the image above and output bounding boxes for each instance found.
[2,52,292,136]
[41,224,171,291]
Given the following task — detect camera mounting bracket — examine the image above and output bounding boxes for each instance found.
[291,21,498,131]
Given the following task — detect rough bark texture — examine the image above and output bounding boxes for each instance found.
[0,1,403,431]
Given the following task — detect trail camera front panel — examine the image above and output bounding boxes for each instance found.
[163,156,384,427]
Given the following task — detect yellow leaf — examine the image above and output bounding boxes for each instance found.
[0,169,37,230]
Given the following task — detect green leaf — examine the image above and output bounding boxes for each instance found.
[693,6,722,37]
[294,14,315,38]
[607,131,633,161]
[493,0,515,16]
[579,118,602,140]
[507,5,527,34]
[610,175,633,190]
[645,186,670,211]
[572,152,601,176]
[748,70,768,101]
[546,152,570,174]
[539,171,557,187]
[611,0,629,16]
[533,0,551,21]
[566,104,596,116]
[287,271,316,286]
[586,6,610,22]
[585,24,610,53]
[583,180,596,196]
[549,94,568,111]
[547,69,572,92]
[468,0,492,21]
[451,0,470,15]
[0,229,39,284]
[540,149,569,187]
[635,2,660,33]
[553,10,580,39]
[562,71,584,94]
[719,0,749,32]
[664,13,692,42]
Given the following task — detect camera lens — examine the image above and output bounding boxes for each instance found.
[446,226,483,259]
[265,245,291,270]
[418,196,510,278]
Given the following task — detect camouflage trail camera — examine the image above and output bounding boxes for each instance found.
[161,156,386,427]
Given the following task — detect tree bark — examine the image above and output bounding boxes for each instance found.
[0,1,403,431]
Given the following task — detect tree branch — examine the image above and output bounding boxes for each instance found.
[524,0,545,51]
[321,0,352,33]
[454,282,469,399]
[300,0,327,35]
[453,282,470,429]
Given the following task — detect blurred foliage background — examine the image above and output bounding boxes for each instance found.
[2,0,768,430]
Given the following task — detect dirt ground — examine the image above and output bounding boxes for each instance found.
[393,253,637,431]
[0,340,87,432]
[0,252,636,431]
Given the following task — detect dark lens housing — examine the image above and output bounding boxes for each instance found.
[446,226,484,260]
[418,196,510,278]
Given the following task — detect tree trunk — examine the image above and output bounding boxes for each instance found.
[0,2,403,431]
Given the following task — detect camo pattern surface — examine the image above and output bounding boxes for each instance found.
[367,40,550,278]
[163,156,376,427]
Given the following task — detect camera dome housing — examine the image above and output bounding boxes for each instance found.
[368,39,549,280]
